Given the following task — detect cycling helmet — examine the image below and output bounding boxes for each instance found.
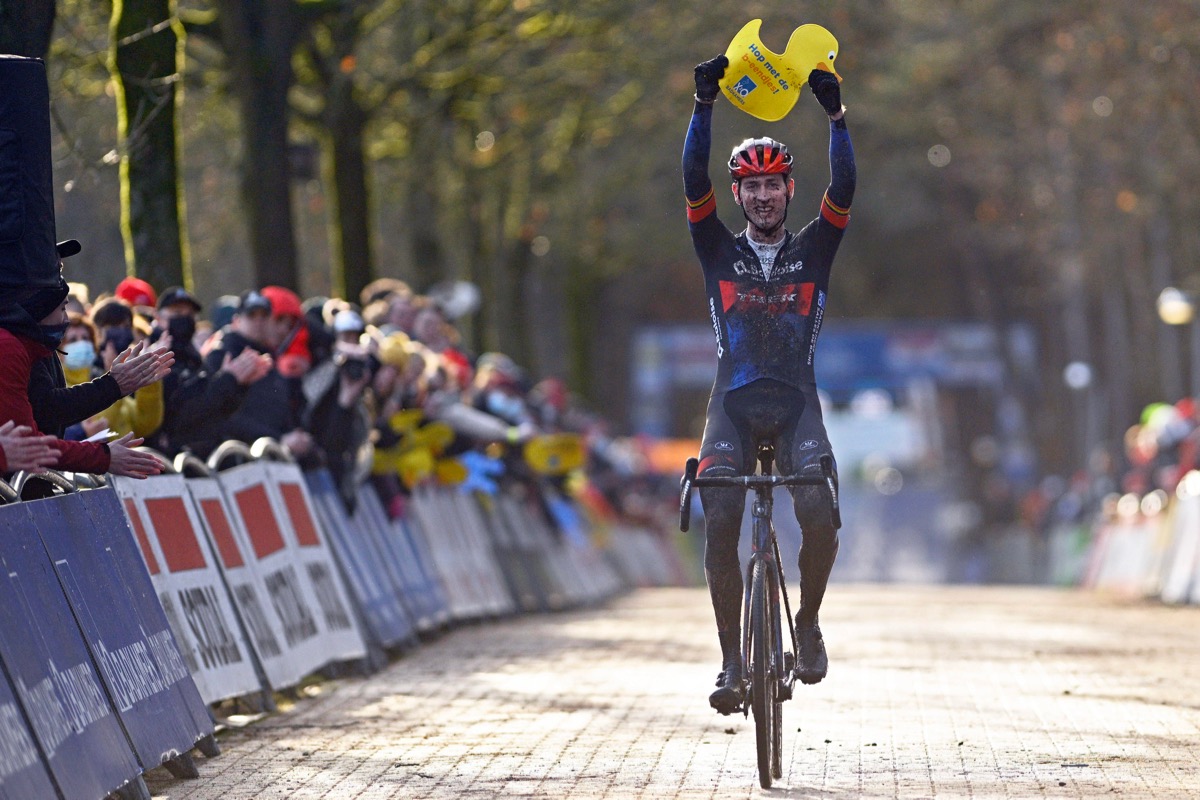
[728,137,793,179]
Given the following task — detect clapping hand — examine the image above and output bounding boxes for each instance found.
[0,421,58,472]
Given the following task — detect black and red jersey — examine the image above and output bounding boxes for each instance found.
[682,104,855,394]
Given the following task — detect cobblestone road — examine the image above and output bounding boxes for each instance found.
[147,586,1200,799]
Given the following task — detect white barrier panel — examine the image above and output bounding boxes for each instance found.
[607,524,678,587]
[304,470,416,649]
[114,475,263,705]
[492,494,571,609]
[445,491,516,616]
[257,462,370,661]
[408,487,492,620]
[1045,523,1092,587]
[354,484,451,631]
[218,462,367,671]
[1084,516,1161,597]
[1162,492,1200,604]
[184,476,310,690]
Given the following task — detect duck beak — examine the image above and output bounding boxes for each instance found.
[816,62,842,83]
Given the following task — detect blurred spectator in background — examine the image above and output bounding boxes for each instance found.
[207,285,313,459]
[114,276,157,320]
[148,286,272,457]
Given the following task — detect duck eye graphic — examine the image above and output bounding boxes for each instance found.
[828,50,836,61]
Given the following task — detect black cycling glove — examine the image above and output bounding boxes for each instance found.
[694,55,728,103]
[808,69,842,116]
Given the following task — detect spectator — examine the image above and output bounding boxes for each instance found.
[205,286,312,458]
[114,276,157,316]
[60,312,165,442]
[1,276,163,478]
[303,331,374,509]
[332,308,366,345]
[0,420,58,473]
[29,299,174,440]
[147,286,272,457]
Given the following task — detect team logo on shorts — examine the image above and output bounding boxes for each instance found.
[799,439,819,450]
[715,441,735,451]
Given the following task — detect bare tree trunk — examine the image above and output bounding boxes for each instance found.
[214,0,300,289]
[0,0,55,58]
[326,97,371,300]
[110,0,189,289]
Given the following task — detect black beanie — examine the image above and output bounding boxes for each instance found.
[18,277,69,322]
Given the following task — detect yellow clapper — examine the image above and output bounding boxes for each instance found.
[719,19,841,122]
[523,433,586,476]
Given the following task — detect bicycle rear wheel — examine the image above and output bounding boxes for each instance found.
[749,559,777,789]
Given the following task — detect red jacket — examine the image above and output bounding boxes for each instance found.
[0,328,111,474]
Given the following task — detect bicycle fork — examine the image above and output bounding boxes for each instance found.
[740,491,797,709]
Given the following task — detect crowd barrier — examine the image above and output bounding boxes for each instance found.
[0,437,691,799]
[1071,472,1200,604]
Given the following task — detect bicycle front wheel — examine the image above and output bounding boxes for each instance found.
[749,558,777,789]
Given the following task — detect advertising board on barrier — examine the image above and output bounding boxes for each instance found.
[217,461,367,668]
[354,482,449,631]
[0,661,57,800]
[408,486,503,620]
[113,474,264,705]
[182,474,309,690]
[0,502,142,800]
[304,470,416,649]
[37,488,214,770]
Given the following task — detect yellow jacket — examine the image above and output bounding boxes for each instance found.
[64,364,164,438]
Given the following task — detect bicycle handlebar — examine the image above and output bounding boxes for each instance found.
[679,455,840,532]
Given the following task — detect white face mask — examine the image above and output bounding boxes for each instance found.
[62,339,96,369]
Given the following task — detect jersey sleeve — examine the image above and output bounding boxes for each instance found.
[818,118,855,232]
[682,102,718,225]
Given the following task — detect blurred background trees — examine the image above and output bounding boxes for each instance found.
[26,0,1200,475]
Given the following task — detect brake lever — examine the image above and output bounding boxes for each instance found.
[680,457,698,531]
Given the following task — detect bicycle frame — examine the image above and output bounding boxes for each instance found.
[679,448,839,787]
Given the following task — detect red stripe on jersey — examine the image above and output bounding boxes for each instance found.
[821,193,850,229]
[686,188,716,223]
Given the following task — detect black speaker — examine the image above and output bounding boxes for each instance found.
[0,55,60,296]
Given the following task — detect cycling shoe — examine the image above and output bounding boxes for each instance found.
[709,663,745,714]
[795,622,828,685]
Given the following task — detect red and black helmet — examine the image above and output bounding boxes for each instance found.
[728,137,793,179]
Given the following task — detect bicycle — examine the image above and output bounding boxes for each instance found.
[680,444,840,789]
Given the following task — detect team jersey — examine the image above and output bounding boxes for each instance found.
[682,103,855,394]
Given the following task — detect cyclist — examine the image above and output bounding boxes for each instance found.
[684,54,855,714]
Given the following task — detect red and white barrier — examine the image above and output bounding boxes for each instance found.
[114,474,262,705]
[217,461,367,669]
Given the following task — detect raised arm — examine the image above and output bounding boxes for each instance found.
[683,55,728,220]
[809,69,856,225]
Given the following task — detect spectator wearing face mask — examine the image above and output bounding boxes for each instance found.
[59,312,164,442]
[27,285,176,441]
[147,286,273,457]
[1,273,164,478]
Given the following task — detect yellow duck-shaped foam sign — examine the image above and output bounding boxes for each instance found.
[719,20,840,122]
